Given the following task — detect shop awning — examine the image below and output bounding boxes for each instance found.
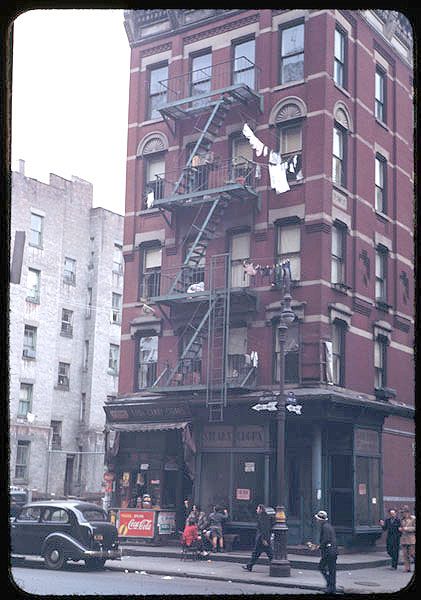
[108,421,189,432]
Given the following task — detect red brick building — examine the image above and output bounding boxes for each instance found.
[105,9,414,548]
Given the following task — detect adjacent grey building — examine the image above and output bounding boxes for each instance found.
[10,161,124,500]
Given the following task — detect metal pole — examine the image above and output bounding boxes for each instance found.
[270,260,294,578]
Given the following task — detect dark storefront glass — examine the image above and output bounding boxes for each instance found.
[355,428,381,527]
[200,453,230,513]
[328,425,353,528]
[232,454,264,522]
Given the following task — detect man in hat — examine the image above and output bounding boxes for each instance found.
[314,510,338,594]
[399,505,415,572]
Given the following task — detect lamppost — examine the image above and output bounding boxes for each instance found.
[269,259,296,578]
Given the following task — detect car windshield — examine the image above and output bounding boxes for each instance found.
[81,509,107,522]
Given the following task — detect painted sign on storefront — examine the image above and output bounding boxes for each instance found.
[202,425,266,449]
[236,488,251,500]
[157,511,176,535]
[118,510,155,538]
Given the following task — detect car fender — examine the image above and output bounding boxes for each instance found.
[41,532,88,560]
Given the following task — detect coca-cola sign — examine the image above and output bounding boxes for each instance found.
[118,510,155,538]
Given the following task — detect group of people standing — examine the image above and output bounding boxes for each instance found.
[380,505,416,572]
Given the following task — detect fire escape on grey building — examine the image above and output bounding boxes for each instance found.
[143,55,263,422]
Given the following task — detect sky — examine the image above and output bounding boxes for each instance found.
[11,9,130,215]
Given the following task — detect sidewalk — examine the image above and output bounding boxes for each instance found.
[111,545,415,594]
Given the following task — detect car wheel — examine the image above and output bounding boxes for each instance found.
[85,558,106,570]
[44,543,67,570]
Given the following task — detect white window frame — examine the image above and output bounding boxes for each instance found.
[109,344,120,374]
[18,383,33,418]
[27,268,40,303]
[375,247,388,303]
[375,155,386,214]
[63,257,76,285]
[113,244,123,274]
[50,420,62,450]
[57,362,70,389]
[61,308,73,336]
[15,441,30,480]
[29,213,43,247]
[375,67,386,122]
[331,224,346,284]
[280,21,305,84]
[334,27,346,88]
[23,325,37,359]
[276,223,301,281]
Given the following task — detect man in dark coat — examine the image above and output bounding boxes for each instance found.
[314,510,338,594]
[379,508,401,569]
[242,504,274,572]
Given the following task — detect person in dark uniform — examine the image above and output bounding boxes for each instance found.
[242,504,274,572]
[379,508,401,569]
[314,510,338,594]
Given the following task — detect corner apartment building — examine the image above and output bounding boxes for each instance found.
[10,162,124,500]
[105,9,414,547]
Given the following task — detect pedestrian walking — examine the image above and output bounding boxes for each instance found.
[314,510,338,594]
[242,504,274,572]
[399,505,415,572]
[379,508,401,569]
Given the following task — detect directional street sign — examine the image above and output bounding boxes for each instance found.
[286,403,302,415]
[251,401,278,412]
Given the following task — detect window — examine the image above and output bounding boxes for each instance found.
[109,344,120,374]
[15,441,30,479]
[140,246,161,298]
[332,320,346,386]
[177,329,202,385]
[276,223,301,280]
[227,327,248,383]
[148,63,168,119]
[29,213,43,247]
[43,508,69,523]
[86,287,93,319]
[83,340,89,371]
[18,506,41,522]
[18,383,33,418]
[89,236,95,268]
[190,51,212,104]
[77,445,83,484]
[374,335,387,389]
[233,38,255,88]
[113,244,123,274]
[51,420,62,450]
[137,336,158,389]
[375,67,386,122]
[332,125,346,187]
[375,155,387,214]
[375,246,388,303]
[145,155,165,203]
[26,268,40,303]
[334,27,346,88]
[183,241,205,289]
[63,257,76,285]
[231,136,253,184]
[80,393,86,424]
[57,362,70,389]
[280,22,304,84]
[280,123,302,181]
[230,232,250,287]
[61,308,73,336]
[274,319,300,384]
[331,223,346,284]
[23,325,37,359]
[355,455,381,526]
[111,293,122,324]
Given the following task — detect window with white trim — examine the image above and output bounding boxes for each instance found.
[230,232,250,288]
[50,420,62,450]
[375,154,387,214]
[233,38,255,88]
[109,344,120,374]
[137,336,158,389]
[27,268,40,303]
[145,156,165,204]
[61,308,73,336]
[18,383,33,418]
[29,213,43,247]
[23,325,37,359]
[332,320,346,386]
[274,319,300,384]
[375,246,388,303]
[279,21,304,84]
[140,246,161,298]
[334,27,346,88]
[374,335,387,389]
[83,340,89,371]
[331,223,346,284]
[113,244,123,274]
[148,63,168,119]
[375,67,386,122]
[57,362,70,389]
[111,293,122,324]
[276,223,301,280]
[63,257,76,285]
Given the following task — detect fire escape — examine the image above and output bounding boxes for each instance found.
[147,57,262,421]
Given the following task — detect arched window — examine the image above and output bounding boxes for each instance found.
[270,98,307,182]
[137,134,168,207]
[332,104,352,188]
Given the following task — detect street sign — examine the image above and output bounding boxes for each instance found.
[286,403,302,415]
[251,401,278,411]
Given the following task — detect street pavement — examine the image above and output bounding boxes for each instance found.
[108,545,414,595]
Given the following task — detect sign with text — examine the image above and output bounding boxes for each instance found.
[202,425,266,449]
[118,510,155,538]
[236,488,251,500]
[244,462,255,472]
[157,511,176,535]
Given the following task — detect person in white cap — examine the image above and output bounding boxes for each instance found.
[314,510,338,594]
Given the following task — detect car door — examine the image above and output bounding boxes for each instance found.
[11,505,43,555]
[40,507,73,544]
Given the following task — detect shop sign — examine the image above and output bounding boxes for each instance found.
[150,480,160,485]
[140,463,149,470]
[244,462,255,472]
[157,512,176,535]
[202,425,266,449]
[235,426,264,448]
[358,483,367,495]
[118,510,155,538]
[236,488,251,500]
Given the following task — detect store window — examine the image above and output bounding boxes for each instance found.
[279,21,304,84]
[355,429,381,527]
[327,425,353,528]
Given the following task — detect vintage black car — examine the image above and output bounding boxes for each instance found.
[10,500,121,570]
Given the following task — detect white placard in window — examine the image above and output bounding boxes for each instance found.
[244,462,255,472]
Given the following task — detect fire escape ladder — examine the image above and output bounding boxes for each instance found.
[168,194,229,295]
[206,254,231,422]
[163,296,217,385]
[172,97,232,196]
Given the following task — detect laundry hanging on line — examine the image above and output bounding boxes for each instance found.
[146,190,155,209]
[242,123,265,157]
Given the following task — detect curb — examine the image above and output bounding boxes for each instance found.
[106,563,326,592]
